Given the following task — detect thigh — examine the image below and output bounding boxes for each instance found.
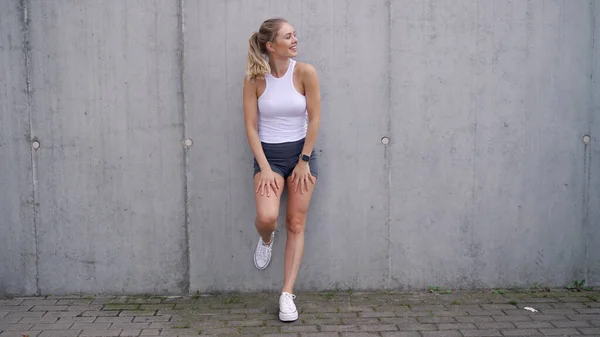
[254,173,286,215]
[286,175,316,216]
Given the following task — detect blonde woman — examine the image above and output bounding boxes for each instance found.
[242,17,321,322]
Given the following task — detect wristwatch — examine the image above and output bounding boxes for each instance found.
[299,153,310,162]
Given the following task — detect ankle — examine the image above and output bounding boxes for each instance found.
[261,232,273,245]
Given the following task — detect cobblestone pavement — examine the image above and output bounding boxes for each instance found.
[1,288,599,337]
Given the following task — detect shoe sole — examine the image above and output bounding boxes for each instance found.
[279,310,298,322]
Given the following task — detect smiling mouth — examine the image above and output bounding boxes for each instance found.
[290,45,297,51]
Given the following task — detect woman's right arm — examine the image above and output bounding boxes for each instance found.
[243,77,279,196]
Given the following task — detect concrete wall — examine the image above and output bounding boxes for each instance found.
[0,0,37,295]
[589,0,600,285]
[1,0,598,296]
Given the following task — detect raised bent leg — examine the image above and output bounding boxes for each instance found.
[254,173,285,242]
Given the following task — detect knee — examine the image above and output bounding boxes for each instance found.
[256,211,278,229]
[286,213,306,234]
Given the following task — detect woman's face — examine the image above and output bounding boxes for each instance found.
[268,22,298,58]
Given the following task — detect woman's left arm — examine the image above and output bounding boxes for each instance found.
[291,63,321,193]
[300,63,320,160]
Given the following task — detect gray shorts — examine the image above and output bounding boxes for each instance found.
[253,138,318,180]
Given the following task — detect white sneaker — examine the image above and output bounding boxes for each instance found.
[279,292,298,322]
[254,232,274,270]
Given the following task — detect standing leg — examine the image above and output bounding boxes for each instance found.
[278,175,316,322]
[282,176,316,293]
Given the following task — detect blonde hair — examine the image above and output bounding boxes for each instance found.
[246,18,288,81]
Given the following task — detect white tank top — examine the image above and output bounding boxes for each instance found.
[257,59,307,144]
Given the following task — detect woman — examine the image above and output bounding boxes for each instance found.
[243,17,321,322]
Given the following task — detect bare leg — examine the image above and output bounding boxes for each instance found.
[254,173,285,242]
[282,177,316,293]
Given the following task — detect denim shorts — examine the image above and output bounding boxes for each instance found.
[253,138,318,179]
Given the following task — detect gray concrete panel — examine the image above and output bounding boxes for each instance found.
[185,0,308,292]
[0,0,38,295]
[186,0,390,292]
[27,1,187,295]
[389,0,594,289]
[294,0,390,291]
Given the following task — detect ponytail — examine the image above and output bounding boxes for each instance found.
[246,32,270,81]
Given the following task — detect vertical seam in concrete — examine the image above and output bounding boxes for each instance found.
[583,0,596,282]
[386,0,392,287]
[177,0,191,294]
[21,0,39,296]
[224,2,232,253]
[472,2,480,208]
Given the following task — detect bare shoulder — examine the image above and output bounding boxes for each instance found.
[243,75,256,87]
[295,62,318,79]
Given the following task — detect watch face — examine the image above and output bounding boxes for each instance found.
[301,154,310,161]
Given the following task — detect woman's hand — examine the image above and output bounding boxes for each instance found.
[291,161,315,194]
[256,168,280,197]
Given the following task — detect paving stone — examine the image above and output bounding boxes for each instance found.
[396,323,437,331]
[577,309,600,314]
[569,315,600,321]
[540,309,578,315]
[552,320,593,328]
[461,329,501,336]
[381,333,421,337]
[476,322,516,329]
[31,323,73,330]
[320,324,358,332]
[551,303,589,309]
[578,328,600,335]
[119,329,142,336]
[493,315,532,322]
[538,328,580,335]
[0,306,33,312]
[0,331,42,337]
[119,311,157,317]
[21,300,58,306]
[455,316,494,323]
[111,322,150,329]
[80,329,122,336]
[18,317,59,324]
[0,300,25,306]
[0,323,34,330]
[530,314,569,321]
[513,321,554,329]
[132,316,171,323]
[358,324,398,331]
[71,322,112,330]
[420,331,462,337]
[438,323,477,330]
[280,325,318,333]
[417,316,457,324]
[340,318,380,325]
[500,329,542,336]
[38,330,82,337]
[95,316,134,323]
